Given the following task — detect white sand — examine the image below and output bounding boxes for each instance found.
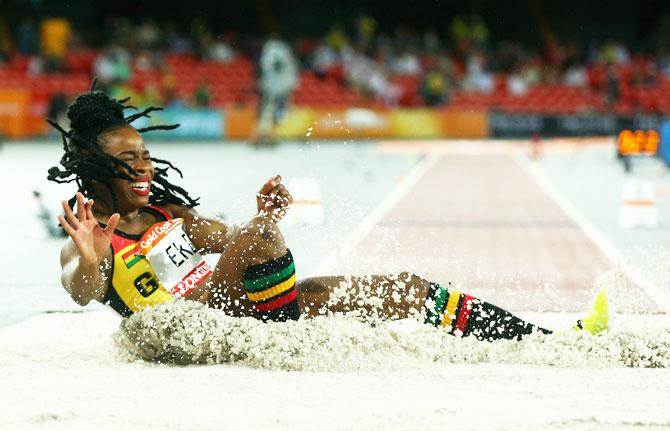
[2,307,670,431]
[114,301,670,370]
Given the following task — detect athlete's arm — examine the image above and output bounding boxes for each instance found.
[167,175,292,254]
[256,175,293,222]
[165,204,231,254]
[58,193,119,305]
[60,239,111,305]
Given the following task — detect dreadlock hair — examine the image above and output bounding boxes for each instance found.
[47,80,199,210]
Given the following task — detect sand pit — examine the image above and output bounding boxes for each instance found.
[2,307,670,431]
[114,300,670,370]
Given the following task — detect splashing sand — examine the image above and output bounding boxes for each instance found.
[114,300,670,370]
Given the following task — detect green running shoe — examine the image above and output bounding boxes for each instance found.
[574,288,609,335]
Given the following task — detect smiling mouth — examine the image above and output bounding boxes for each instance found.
[129,178,151,197]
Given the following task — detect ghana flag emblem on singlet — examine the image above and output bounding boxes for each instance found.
[119,244,142,269]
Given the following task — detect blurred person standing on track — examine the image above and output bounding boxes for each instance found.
[255,33,298,146]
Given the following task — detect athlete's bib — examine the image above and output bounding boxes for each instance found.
[137,218,213,297]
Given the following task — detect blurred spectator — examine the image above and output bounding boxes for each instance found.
[27,56,44,75]
[421,68,449,105]
[134,50,161,71]
[191,18,212,59]
[165,22,192,54]
[658,48,670,78]
[193,81,212,107]
[108,84,141,106]
[451,14,489,53]
[342,46,400,105]
[94,45,131,87]
[16,18,38,55]
[391,48,422,75]
[47,94,69,128]
[325,25,349,51]
[469,15,489,49]
[564,62,588,87]
[40,16,71,72]
[355,15,377,49]
[142,83,164,107]
[604,64,619,109]
[463,52,494,92]
[423,30,441,54]
[507,70,529,96]
[136,20,161,50]
[0,15,12,62]
[450,15,470,46]
[162,72,183,107]
[208,37,235,63]
[522,58,542,86]
[601,41,630,65]
[311,40,338,77]
[257,34,299,144]
[632,61,658,87]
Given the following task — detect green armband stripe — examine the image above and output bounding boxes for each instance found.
[244,261,296,292]
[425,284,448,326]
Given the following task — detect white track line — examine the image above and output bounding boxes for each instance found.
[515,155,670,313]
[311,153,442,276]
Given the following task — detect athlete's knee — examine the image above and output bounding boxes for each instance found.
[397,271,416,281]
[396,271,427,286]
[231,216,287,264]
[246,216,285,244]
[243,248,300,322]
[295,277,331,295]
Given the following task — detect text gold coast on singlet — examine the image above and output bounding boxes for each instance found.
[104,205,212,316]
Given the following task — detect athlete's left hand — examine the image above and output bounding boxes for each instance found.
[257,175,292,222]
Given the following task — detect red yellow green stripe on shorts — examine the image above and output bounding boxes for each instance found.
[424,283,476,336]
[243,249,301,322]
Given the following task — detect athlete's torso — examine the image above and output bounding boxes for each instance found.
[103,205,174,316]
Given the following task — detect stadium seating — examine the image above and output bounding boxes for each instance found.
[3,49,670,114]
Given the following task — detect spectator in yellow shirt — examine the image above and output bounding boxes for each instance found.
[40,17,71,72]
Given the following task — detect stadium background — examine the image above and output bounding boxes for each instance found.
[2,0,670,142]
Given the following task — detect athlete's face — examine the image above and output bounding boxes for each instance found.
[99,126,155,212]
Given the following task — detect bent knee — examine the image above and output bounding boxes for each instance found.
[397,271,422,283]
[295,277,331,294]
[231,217,286,253]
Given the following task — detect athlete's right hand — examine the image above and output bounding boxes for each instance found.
[58,192,120,266]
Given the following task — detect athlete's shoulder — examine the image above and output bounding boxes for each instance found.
[145,203,177,220]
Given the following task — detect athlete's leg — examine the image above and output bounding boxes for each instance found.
[297,272,429,319]
[297,274,552,341]
[204,215,298,321]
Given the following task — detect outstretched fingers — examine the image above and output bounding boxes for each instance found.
[61,199,81,229]
[75,192,89,222]
[103,213,120,238]
[57,215,76,237]
[84,198,95,221]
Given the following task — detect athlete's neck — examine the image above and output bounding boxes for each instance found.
[93,206,140,224]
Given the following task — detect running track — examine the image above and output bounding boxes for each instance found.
[325,153,656,312]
